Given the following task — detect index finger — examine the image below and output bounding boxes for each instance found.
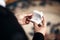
[42,16,46,26]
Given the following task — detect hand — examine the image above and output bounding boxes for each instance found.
[32,17,46,36]
[18,13,32,25]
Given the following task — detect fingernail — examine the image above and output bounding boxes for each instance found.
[38,24,41,27]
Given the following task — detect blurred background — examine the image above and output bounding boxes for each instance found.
[6,0,60,40]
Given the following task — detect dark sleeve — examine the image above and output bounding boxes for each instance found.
[33,33,44,40]
[0,6,28,40]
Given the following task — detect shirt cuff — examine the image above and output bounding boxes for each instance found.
[33,32,44,40]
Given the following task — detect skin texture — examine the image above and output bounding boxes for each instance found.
[5,0,46,36]
[18,13,33,25]
[18,13,46,36]
[32,17,46,36]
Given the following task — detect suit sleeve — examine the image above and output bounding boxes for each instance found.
[33,33,44,40]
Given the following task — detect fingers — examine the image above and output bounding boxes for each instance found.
[32,16,46,35]
[26,13,33,19]
[27,13,33,16]
[25,17,30,24]
[31,17,46,27]
[42,16,45,26]
[24,13,33,24]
